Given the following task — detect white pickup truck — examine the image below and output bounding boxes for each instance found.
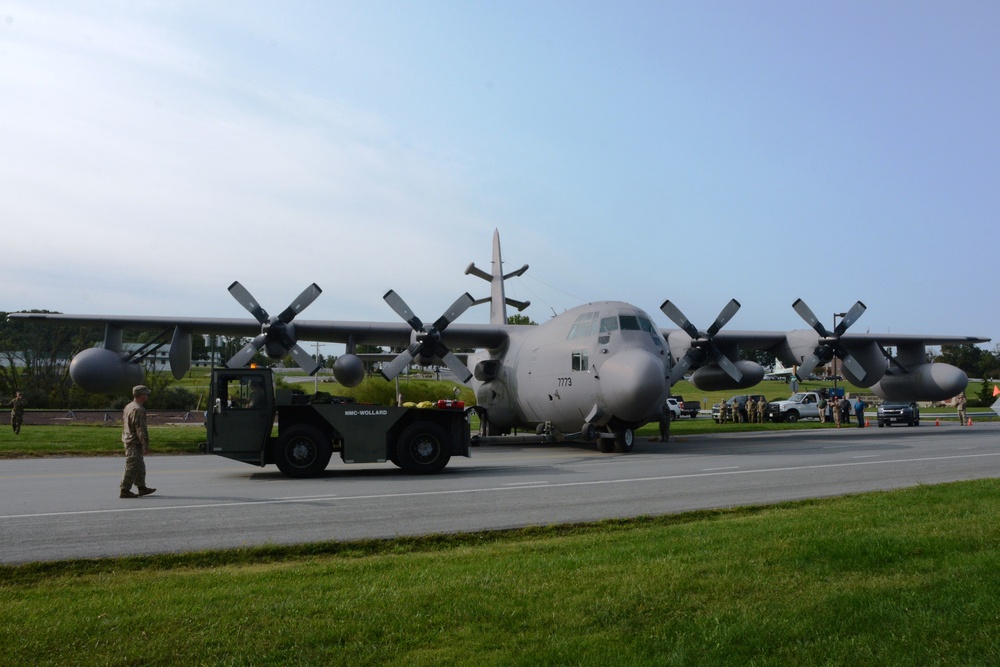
[664,397,683,420]
[768,392,823,423]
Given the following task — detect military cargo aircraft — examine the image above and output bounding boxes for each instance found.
[8,230,989,452]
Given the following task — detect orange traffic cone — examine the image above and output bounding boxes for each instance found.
[865,419,870,427]
[935,418,940,426]
[968,418,973,426]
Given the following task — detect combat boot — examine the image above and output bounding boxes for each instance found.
[138,486,156,496]
[120,489,138,498]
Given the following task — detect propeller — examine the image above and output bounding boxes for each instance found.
[226,282,323,375]
[791,299,867,381]
[381,290,475,382]
[660,299,743,386]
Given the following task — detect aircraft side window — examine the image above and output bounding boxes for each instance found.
[571,350,590,372]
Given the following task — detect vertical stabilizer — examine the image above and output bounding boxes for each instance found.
[464,229,530,325]
[488,229,506,325]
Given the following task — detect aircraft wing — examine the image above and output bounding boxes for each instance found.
[9,313,265,338]
[7,312,510,349]
[708,330,990,349]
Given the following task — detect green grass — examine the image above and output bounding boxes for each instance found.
[0,424,206,458]
[2,480,1000,665]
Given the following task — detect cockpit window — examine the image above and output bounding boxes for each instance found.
[639,316,665,347]
[566,311,600,340]
[599,317,619,333]
[619,315,641,331]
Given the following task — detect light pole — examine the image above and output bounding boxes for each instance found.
[832,312,847,391]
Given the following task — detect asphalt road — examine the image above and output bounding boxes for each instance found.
[2,423,999,564]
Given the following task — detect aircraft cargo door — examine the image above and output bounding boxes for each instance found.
[206,371,273,465]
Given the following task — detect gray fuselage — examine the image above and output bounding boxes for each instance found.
[470,301,671,435]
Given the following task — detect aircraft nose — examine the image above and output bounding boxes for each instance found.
[599,348,667,423]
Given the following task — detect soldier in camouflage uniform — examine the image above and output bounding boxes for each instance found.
[120,385,156,498]
[8,392,26,435]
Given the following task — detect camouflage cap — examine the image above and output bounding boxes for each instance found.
[132,385,151,397]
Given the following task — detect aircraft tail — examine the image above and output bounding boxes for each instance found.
[465,229,530,325]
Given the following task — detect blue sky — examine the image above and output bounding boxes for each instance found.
[1,1,996,351]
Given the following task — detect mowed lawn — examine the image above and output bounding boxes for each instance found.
[2,479,1000,666]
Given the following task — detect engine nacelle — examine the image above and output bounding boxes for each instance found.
[839,342,887,387]
[332,354,365,387]
[871,363,968,402]
[775,329,818,368]
[70,347,144,394]
[689,361,765,391]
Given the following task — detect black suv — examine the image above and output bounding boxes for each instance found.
[877,401,920,427]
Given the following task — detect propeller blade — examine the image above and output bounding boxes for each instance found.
[287,343,321,376]
[432,292,475,332]
[833,301,866,336]
[439,351,473,383]
[668,354,694,386]
[706,299,741,337]
[837,349,867,382]
[795,353,823,381]
[276,283,323,324]
[383,290,423,332]
[227,335,266,369]
[659,300,699,340]
[228,281,270,324]
[791,299,830,337]
[711,352,744,383]
[380,345,419,381]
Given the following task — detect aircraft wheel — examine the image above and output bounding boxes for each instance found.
[396,422,451,474]
[273,424,332,478]
[613,427,635,453]
[580,423,597,442]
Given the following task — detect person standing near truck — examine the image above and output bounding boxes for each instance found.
[817,395,827,423]
[658,402,672,442]
[120,385,156,499]
[853,397,867,428]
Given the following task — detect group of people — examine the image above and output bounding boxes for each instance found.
[817,395,867,428]
[717,397,769,424]
[714,394,871,428]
